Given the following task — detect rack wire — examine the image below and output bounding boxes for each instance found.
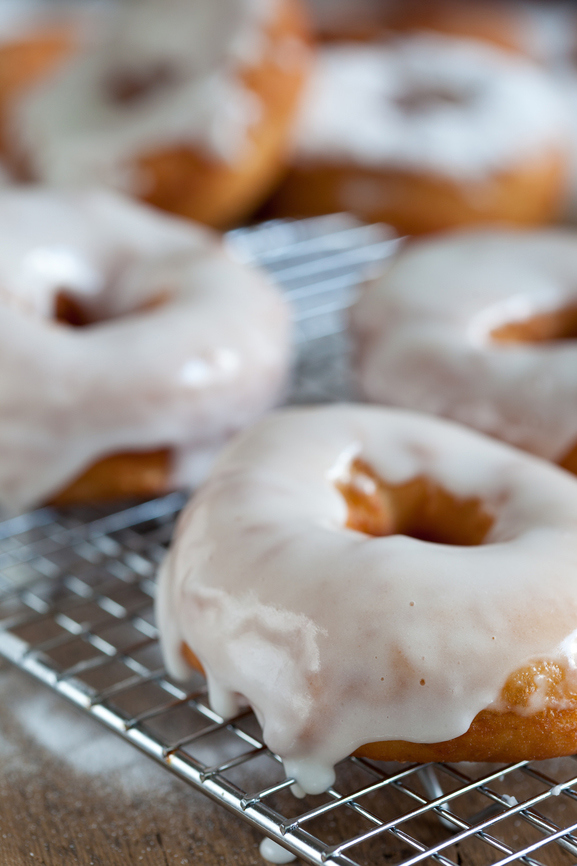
[1,215,577,866]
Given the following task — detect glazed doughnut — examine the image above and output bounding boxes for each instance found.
[265,34,568,235]
[351,228,577,472]
[157,404,577,793]
[0,187,290,513]
[7,0,311,229]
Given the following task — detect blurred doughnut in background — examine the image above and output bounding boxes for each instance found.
[263,32,569,234]
[5,0,312,228]
[3,0,577,234]
[0,187,292,513]
[350,227,577,470]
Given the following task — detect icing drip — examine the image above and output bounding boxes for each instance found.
[157,404,577,794]
[291,34,568,180]
[351,228,577,461]
[12,0,282,188]
[259,838,297,864]
[0,187,290,512]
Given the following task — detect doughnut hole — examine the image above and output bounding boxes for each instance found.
[52,288,172,503]
[490,306,577,477]
[336,458,493,545]
[54,289,169,327]
[560,443,577,476]
[55,291,92,326]
[395,85,471,114]
[104,62,182,105]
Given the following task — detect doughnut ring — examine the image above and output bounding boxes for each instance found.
[0,187,290,512]
[157,405,577,794]
[7,0,311,228]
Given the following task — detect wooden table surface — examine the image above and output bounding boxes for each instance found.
[0,660,265,866]
[1,657,575,866]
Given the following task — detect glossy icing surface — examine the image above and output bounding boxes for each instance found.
[157,404,577,794]
[351,228,577,460]
[0,187,290,512]
[11,0,287,191]
[292,34,567,180]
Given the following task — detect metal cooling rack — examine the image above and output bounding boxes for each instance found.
[1,215,577,866]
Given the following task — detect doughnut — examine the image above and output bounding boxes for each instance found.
[6,0,311,229]
[350,228,577,472]
[157,404,577,793]
[264,34,569,235]
[0,187,290,513]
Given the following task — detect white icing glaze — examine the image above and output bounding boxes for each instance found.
[157,404,577,795]
[10,0,291,190]
[351,228,577,461]
[291,34,568,180]
[259,839,297,864]
[0,187,290,512]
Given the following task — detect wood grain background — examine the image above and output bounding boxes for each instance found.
[0,661,264,865]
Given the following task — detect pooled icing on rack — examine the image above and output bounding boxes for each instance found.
[11,0,282,190]
[292,34,568,180]
[351,228,577,461]
[0,187,290,513]
[157,404,577,795]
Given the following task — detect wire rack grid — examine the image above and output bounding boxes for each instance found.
[1,215,577,866]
